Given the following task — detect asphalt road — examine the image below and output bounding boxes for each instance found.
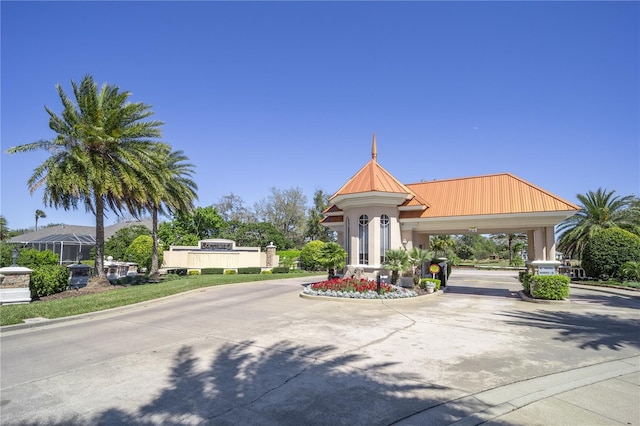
[1,270,638,425]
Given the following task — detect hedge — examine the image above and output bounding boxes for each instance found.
[30,265,69,298]
[237,267,262,274]
[271,266,290,274]
[530,275,570,300]
[201,268,224,275]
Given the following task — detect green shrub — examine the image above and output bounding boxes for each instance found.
[17,248,59,268]
[201,268,224,275]
[224,269,237,274]
[188,270,200,275]
[510,257,525,267]
[530,275,570,300]
[261,269,273,274]
[277,250,300,269]
[30,265,69,298]
[299,241,325,271]
[124,235,157,273]
[620,261,640,281]
[238,267,261,274]
[582,228,640,279]
[271,266,290,274]
[519,272,532,293]
[419,277,441,290]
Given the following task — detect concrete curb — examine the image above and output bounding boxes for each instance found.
[517,290,570,304]
[398,355,640,425]
[299,289,443,303]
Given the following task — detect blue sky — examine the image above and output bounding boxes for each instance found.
[2,1,639,231]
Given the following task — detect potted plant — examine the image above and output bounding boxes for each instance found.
[420,277,440,294]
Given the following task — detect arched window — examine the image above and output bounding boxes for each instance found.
[359,215,369,265]
[380,214,390,263]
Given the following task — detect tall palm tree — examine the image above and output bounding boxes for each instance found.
[557,188,638,259]
[34,209,46,231]
[7,75,166,279]
[131,149,198,278]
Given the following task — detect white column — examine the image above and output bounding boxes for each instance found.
[533,228,545,261]
[527,230,535,261]
[545,226,556,261]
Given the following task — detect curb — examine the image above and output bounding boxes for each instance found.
[299,289,443,303]
[398,355,640,425]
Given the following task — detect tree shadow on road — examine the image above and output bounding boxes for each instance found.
[568,292,640,309]
[18,340,466,426]
[500,310,640,351]
[445,285,517,298]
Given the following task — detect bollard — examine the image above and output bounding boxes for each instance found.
[376,274,381,294]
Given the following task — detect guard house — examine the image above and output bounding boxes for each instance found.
[320,135,580,277]
[162,239,278,272]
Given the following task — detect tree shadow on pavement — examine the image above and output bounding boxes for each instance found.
[568,292,640,309]
[500,310,640,351]
[18,340,466,426]
[444,286,517,298]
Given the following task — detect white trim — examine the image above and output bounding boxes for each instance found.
[333,191,411,209]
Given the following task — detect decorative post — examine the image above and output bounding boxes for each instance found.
[1,248,33,304]
[266,242,276,268]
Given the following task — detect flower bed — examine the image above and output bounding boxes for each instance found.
[302,277,418,299]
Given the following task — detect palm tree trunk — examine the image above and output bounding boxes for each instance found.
[150,207,159,279]
[94,197,106,278]
[508,235,513,264]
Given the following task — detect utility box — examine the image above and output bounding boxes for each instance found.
[68,263,91,289]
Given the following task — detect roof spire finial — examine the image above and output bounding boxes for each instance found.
[371,132,377,161]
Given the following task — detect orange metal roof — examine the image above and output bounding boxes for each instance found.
[330,159,414,198]
[403,173,580,218]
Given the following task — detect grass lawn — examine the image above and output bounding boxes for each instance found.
[0,272,320,327]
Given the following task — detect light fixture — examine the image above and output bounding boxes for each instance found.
[11,247,18,266]
[402,239,408,250]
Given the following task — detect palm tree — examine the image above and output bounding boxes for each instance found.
[382,248,410,285]
[491,233,526,265]
[0,216,8,242]
[34,209,46,231]
[557,188,638,259]
[137,149,198,279]
[7,75,166,279]
[431,235,454,258]
[408,247,432,282]
[316,241,347,278]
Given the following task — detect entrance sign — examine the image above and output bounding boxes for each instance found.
[538,265,556,276]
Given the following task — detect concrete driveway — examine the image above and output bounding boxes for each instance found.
[1,269,638,425]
